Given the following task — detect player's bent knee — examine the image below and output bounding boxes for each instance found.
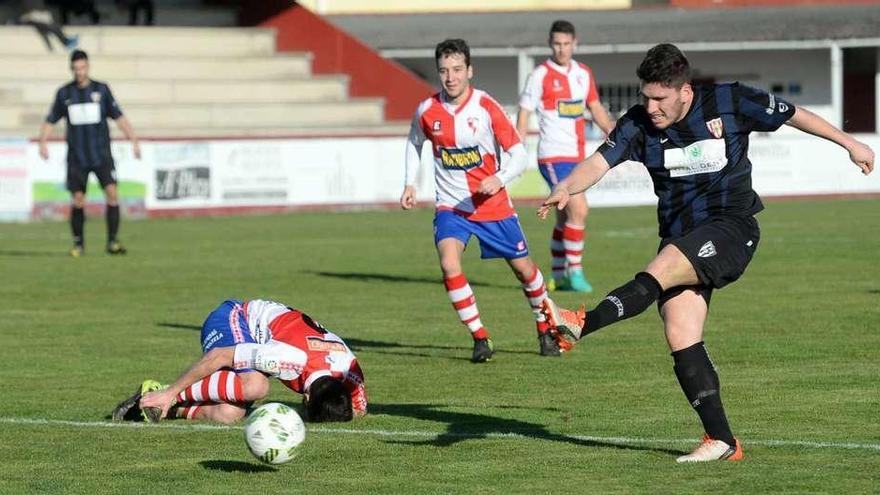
[240,372,270,401]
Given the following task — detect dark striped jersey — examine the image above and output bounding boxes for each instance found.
[46,80,123,169]
[597,83,795,238]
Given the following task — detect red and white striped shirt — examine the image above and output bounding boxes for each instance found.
[405,87,527,222]
[238,300,367,416]
[519,59,600,164]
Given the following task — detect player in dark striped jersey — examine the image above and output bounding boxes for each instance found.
[539,43,874,462]
[37,49,141,257]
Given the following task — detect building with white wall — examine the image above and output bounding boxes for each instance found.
[329,5,880,133]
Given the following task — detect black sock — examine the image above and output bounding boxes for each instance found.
[672,342,735,446]
[71,206,85,246]
[106,205,120,243]
[583,272,662,334]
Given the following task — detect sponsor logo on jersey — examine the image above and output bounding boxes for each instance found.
[766,93,776,115]
[663,138,728,177]
[307,337,347,353]
[557,99,585,119]
[706,118,724,139]
[698,241,717,258]
[439,146,483,170]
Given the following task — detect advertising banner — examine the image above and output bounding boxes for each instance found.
[4,133,879,222]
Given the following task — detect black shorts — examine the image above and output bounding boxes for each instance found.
[67,162,117,193]
[658,215,760,306]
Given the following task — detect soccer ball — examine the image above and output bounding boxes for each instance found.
[243,403,306,464]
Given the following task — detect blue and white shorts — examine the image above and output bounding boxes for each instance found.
[434,210,530,260]
[538,161,578,187]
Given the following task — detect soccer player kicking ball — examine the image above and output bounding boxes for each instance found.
[539,44,874,462]
[401,39,564,361]
[517,20,616,293]
[112,299,367,424]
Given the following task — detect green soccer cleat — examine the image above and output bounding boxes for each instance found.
[139,379,165,423]
[548,276,569,292]
[567,268,594,293]
[471,338,495,363]
[106,241,127,255]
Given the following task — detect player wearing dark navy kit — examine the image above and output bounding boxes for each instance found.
[540,43,874,462]
[38,49,141,257]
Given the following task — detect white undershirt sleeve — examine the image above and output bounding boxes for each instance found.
[404,112,426,187]
[495,142,527,186]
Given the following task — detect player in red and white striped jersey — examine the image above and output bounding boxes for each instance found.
[401,39,565,360]
[111,299,366,424]
[517,20,615,293]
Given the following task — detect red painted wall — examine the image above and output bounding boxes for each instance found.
[260,5,435,121]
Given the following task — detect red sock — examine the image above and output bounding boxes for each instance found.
[173,403,205,420]
[563,223,585,272]
[176,370,243,404]
[444,273,489,340]
[521,266,550,334]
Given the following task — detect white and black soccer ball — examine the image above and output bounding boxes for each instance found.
[244,402,306,464]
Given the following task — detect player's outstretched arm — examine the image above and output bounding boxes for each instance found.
[400,185,416,209]
[140,347,235,418]
[114,116,141,160]
[786,106,874,175]
[588,100,616,135]
[37,122,54,160]
[515,108,532,143]
[538,152,611,219]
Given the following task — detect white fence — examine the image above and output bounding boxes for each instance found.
[1,133,878,221]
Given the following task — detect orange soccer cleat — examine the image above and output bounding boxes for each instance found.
[676,435,744,463]
[540,299,586,345]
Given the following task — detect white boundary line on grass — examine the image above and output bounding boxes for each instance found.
[2,417,878,452]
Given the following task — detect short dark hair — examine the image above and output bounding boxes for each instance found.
[549,20,576,37]
[70,49,88,64]
[636,43,691,88]
[305,377,352,422]
[435,38,470,68]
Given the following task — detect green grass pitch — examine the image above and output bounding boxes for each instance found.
[0,198,878,494]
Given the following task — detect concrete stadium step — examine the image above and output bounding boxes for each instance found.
[0,77,348,105]
[2,100,386,130]
[0,54,312,81]
[0,26,277,57]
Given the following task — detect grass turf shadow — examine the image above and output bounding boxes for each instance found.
[370,403,687,456]
[200,460,276,473]
[303,270,513,290]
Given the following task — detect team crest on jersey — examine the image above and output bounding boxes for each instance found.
[705,118,724,139]
[439,146,483,170]
[306,337,347,353]
[467,117,479,134]
[433,120,441,131]
[90,91,101,103]
[557,99,585,119]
